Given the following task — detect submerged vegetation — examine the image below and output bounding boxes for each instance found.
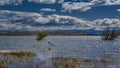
[101,29,119,40]
[36,32,48,41]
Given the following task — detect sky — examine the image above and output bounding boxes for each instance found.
[0,0,120,33]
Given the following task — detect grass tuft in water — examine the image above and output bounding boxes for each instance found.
[101,29,119,41]
[36,32,48,41]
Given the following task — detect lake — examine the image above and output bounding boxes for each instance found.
[0,36,120,68]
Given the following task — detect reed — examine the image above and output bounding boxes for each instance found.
[101,29,119,40]
[0,50,36,68]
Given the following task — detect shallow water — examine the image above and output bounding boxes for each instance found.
[0,36,120,68]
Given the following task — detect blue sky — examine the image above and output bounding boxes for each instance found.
[0,0,120,33]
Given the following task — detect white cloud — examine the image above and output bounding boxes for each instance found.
[28,0,120,5]
[117,9,120,12]
[91,0,120,5]
[58,0,64,3]
[0,0,23,6]
[0,0,119,9]
[28,0,56,4]
[62,0,120,12]
[0,0,64,5]
[0,10,120,31]
[28,0,64,4]
[40,8,56,12]
[62,2,94,12]
[93,18,120,30]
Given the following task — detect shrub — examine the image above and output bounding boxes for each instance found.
[36,32,48,41]
[101,29,119,40]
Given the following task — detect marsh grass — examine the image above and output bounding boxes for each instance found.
[36,32,48,41]
[0,50,36,68]
[0,64,8,68]
[0,51,36,58]
[0,50,36,58]
[101,29,119,40]
[51,57,80,68]
[51,57,94,68]
[51,57,118,68]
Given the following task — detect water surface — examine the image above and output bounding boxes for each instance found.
[0,36,120,68]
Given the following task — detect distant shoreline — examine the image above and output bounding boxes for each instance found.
[0,32,100,36]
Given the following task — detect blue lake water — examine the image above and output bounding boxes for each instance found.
[0,36,120,68]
